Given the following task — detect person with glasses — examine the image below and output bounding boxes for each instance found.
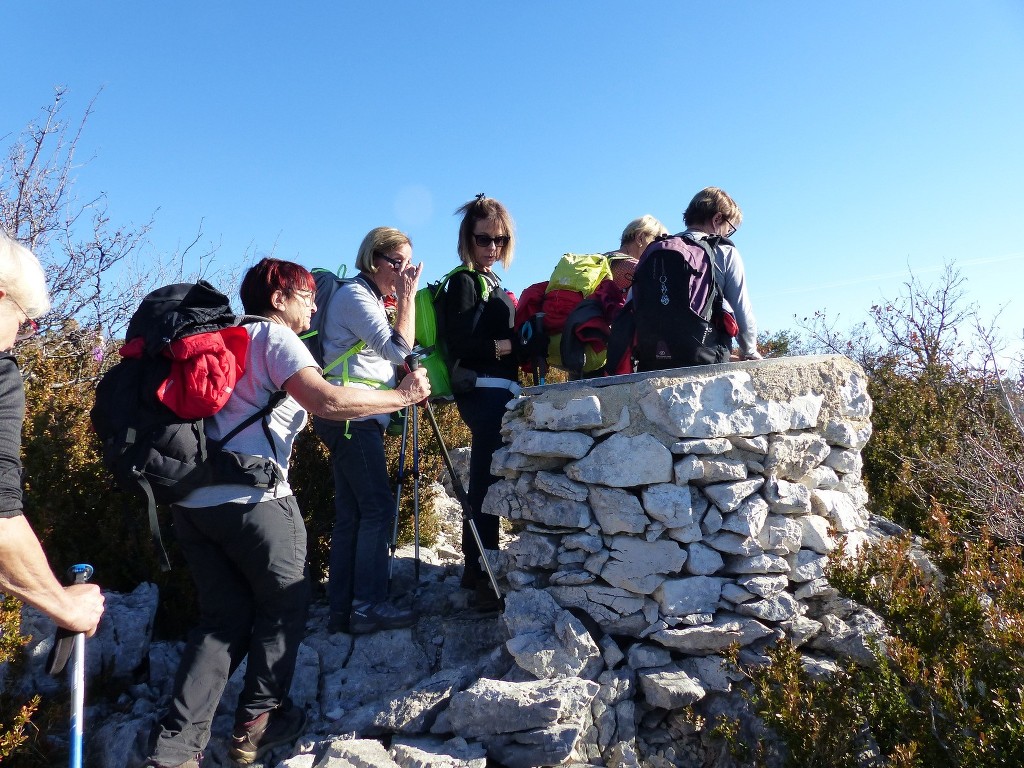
[0,233,106,642]
[682,187,761,361]
[145,256,430,767]
[442,195,545,609]
[312,226,423,635]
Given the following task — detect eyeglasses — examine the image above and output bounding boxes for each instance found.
[473,234,511,248]
[6,294,39,341]
[292,290,316,308]
[723,218,738,238]
[375,253,403,271]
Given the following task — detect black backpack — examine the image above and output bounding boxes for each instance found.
[91,281,285,570]
[613,233,735,372]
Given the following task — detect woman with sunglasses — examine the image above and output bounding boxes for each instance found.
[0,234,106,640]
[313,226,423,635]
[443,195,544,608]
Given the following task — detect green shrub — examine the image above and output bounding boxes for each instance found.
[740,517,1024,767]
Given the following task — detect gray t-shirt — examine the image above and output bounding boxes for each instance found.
[176,321,318,508]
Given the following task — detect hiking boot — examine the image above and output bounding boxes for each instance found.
[349,600,418,634]
[228,702,306,765]
[326,611,350,634]
[469,581,502,613]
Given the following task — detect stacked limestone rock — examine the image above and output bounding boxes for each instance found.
[482,355,877,762]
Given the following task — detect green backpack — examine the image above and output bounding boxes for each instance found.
[413,266,489,399]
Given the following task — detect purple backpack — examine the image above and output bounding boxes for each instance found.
[621,233,735,372]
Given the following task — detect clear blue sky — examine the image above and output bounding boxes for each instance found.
[6,1,1024,352]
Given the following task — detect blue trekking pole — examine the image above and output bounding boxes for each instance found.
[411,402,421,583]
[46,563,94,768]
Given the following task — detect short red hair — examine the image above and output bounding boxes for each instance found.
[240,258,315,316]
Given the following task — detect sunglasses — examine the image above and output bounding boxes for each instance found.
[375,253,403,270]
[473,234,510,248]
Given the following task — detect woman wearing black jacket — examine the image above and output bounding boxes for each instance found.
[443,195,542,607]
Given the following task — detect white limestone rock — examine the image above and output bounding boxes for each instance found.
[800,465,840,489]
[521,491,593,529]
[641,483,697,528]
[684,543,725,575]
[637,665,706,709]
[736,574,789,598]
[794,577,838,601]
[729,435,769,454]
[491,446,567,476]
[839,372,872,419]
[510,429,595,459]
[720,582,756,605]
[824,447,863,475]
[654,576,725,616]
[763,477,812,515]
[666,523,704,544]
[670,438,732,455]
[703,532,763,557]
[757,514,803,554]
[720,495,770,538]
[823,418,872,449]
[735,591,801,622]
[593,405,630,437]
[811,489,867,532]
[565,432,673,487]
[530,395,603,431]
[695,457,749,484]
[588,486,648,535]
[651,613,773,654]
[703,478,764,514]
[765,433,831,480]
[601,537,687,595]
[724,553,790,575]
[800,515,838,554]
[786,549,829,583]
[673,455,704,484]
[534,471,589,502]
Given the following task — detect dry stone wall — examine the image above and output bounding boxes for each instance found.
[484,355,873,659]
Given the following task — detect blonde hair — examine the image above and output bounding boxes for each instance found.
[355,227,412,274]
[455,194,516,269]
[0,233,50,317]
[620,214,668,249]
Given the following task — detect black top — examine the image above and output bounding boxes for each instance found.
[443,269,519,380]
[0,353,25,518]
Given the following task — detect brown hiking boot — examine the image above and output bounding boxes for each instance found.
[228,702,306,764]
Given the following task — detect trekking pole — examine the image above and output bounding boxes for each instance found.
[533,313,547,386]
[45,563,94,768]
[387,408,410,592]
[411,401,421,584]
[404,355,503,608]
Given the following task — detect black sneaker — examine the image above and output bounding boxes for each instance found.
[349,601,418,634]
[229,702,306,765]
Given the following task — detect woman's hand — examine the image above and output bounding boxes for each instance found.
[394,261,423,305]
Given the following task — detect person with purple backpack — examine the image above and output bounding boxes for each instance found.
[681,187,761,361]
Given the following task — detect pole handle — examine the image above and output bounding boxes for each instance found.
[45,564,94,676]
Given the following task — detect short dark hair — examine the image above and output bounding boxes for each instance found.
[240,257,315,315]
